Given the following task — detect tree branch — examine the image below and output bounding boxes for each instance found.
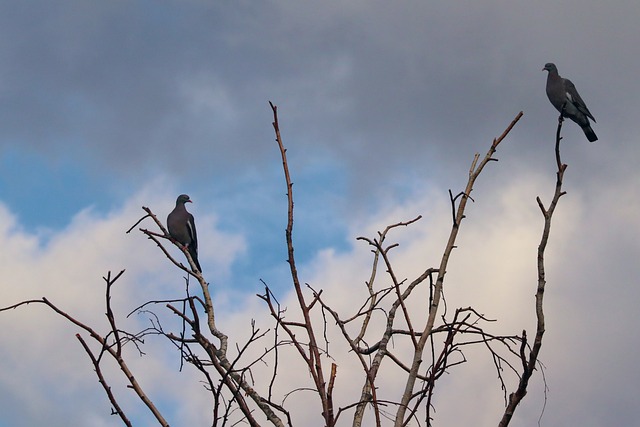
[395,111,523,426]
[498,110,566,426]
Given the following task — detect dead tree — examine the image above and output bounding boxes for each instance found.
[0,103,571,427]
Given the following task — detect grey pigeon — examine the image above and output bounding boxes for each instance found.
[543,63,597,142]
[167,194,202,272]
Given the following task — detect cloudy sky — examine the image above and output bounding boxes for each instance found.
[1,1,639,426]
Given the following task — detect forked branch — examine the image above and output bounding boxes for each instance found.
[394,111,523,426]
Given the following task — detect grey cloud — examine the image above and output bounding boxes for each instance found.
[4,1,638,185]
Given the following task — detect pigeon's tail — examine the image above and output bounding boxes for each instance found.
[582,124,598,142]
[188,247,202,272]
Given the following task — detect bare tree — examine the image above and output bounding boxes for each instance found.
[1,103,573,427]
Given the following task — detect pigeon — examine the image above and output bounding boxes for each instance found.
[543,63,597,142]
[167,194,202,272]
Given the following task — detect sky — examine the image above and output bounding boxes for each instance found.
[0,0,639,426]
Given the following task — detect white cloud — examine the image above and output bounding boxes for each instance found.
[1,162,640,426]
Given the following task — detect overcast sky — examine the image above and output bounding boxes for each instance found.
[1,1,639,426]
